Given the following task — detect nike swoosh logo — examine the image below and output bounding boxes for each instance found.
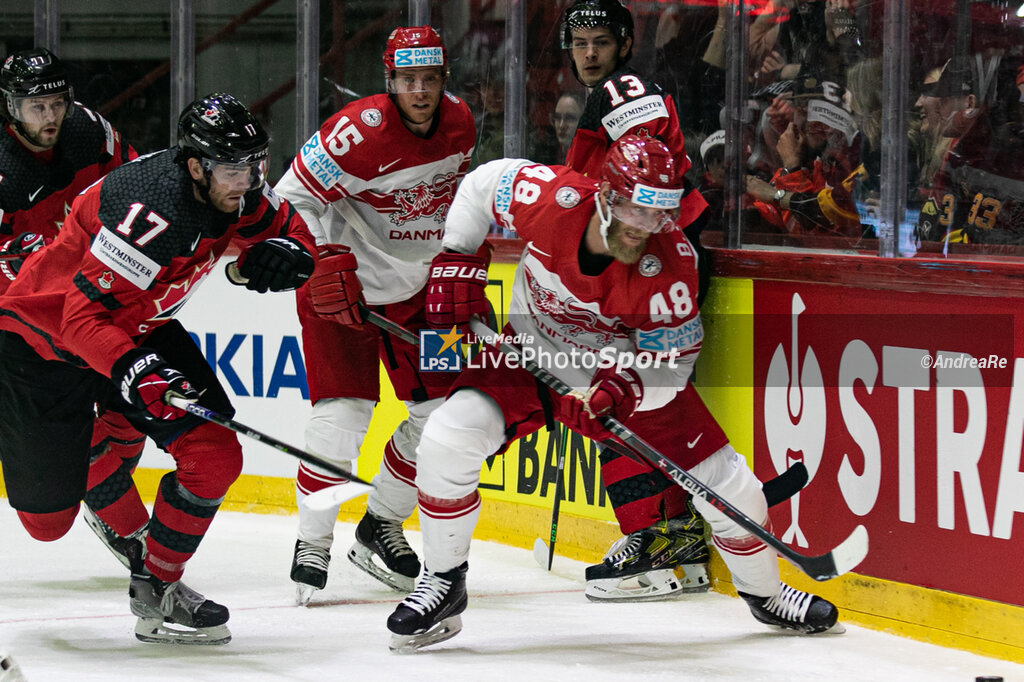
[28,185,44,202]
[687,434,702,449]
[378,159,401,173]
[527,242,552,258]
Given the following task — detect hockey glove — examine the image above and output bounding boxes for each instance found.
[112,347,199,421]
[308,244,364,326]
[1,232,52,278]
[425,251,489,328]
[236,237,315,293]
[561,366,644,441]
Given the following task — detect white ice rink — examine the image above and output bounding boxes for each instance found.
[1,503,1021,682]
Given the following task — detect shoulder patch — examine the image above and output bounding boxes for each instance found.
[445,92,460,104]
[360,108,383,127]
[638,254,662,277]
[554,186,581,209]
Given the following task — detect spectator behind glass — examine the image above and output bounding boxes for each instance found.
[745,77,863,237]
[698,130,726,231]
[551,91,584,161]
[913,64,954,194]
[918,57,1024,246]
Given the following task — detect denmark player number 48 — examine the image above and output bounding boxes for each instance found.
[649,281,692,323]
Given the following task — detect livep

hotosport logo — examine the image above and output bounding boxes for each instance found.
[418,327,463,372]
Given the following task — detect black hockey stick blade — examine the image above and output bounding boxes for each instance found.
[762,461,808,507]
[601,439,807,509]
[166,397,373,510]
[468,319,869,582]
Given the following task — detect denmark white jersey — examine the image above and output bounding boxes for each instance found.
[275,92,475,304]
[444,159,703,411]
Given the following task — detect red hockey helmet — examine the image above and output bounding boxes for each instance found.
[601,134,683,233]
[383,26,448,93]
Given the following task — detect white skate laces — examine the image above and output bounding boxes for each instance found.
[294,542,330,573]
[763,584,813,623]
[404,571,454,615]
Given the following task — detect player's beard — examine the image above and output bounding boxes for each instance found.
[606,219,649,264]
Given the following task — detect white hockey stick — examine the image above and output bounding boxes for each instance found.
[166,397,373,511]
[469,319,869,582]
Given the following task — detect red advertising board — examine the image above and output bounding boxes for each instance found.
[753,281,1024,606]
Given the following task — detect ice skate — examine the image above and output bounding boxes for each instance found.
[129,570,231,645]
[347,512,420,592]
[387,562,468,653]
[585,512,710,602]
[82,507,147,570]
[290,539,330,606]
[739,584,843,634]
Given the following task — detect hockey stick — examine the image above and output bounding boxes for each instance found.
[324,304,813,567]
[0,252,26,262]
[533,424,568,570]
[468,319,869,582]
[165,396,374,510]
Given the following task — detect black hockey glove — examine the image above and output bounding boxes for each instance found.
[112,347,199,421]
[236,237,314,293]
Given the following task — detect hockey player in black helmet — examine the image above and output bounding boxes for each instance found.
[176,92,271,215]
[559,0,719,605]
[0,47,151,577]
[0,47,75,150]
[560,0,634,87]
[0,91,316,645]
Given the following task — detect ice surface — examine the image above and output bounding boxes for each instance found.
[1,504,1021,682]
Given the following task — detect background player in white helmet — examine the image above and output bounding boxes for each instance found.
[385,135,841,652]
[274,26,481,604]
[560,0,714,602]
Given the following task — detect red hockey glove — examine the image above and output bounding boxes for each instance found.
[236,237,315,293]
[111,348,199,421]
[0,232,53,278]
[561,366,644,441]
[425,251,489,328]
[308,245,364,326]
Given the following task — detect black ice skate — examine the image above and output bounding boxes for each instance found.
[82,507,147,571]
[347,512,420,592]
[129,570,231,645]
[739,584,842,634]
[291,539,331,606]
[387,562,468,653]
[585,509,710,602]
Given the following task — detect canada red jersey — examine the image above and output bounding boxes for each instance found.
[565,67,707,229]
[0,105,136,239]
[0,150,316,377]
[444,159,703,411]
[0,105,136,286]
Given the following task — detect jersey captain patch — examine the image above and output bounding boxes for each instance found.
[360,108,383,127]
[638,254,662,277]
[554,187,581,209]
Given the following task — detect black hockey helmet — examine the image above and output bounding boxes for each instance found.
[1,47,74,124]
[560,0,634,58]
[177,93,270,193]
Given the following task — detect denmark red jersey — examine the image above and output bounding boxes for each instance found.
[275,92,476,305]
[444,159,703,412]
[0,150,316,377]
